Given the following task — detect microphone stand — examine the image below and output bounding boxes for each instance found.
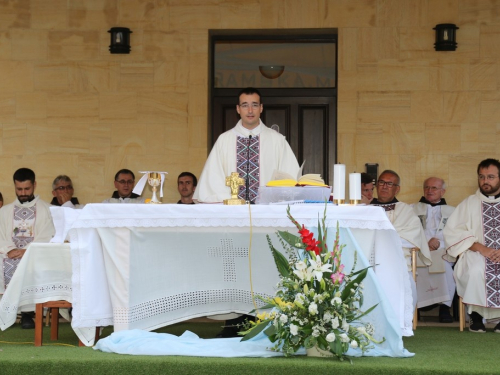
[246,135,252,203]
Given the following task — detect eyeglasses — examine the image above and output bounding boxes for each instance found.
[377,180,399,188]
[239,103,261,110]
[54,185,73,191]
[424,186,442,191]
[478,175,499,181]
[116,180,135,185]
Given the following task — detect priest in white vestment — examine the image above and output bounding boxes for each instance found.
[412,177,455,322]
[444,158,500,333]
[194,87,300,204]
[371,170,431,312]
[0,168,55,329]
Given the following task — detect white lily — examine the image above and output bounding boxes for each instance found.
[308,255,333,281]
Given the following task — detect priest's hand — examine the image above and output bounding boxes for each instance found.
[428,237,440,251]
[57,191,72,205]
[471,243,500,263]
[7,249,26,259]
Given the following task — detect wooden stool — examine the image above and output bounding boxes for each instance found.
[35,301,97,347]
[459,297,466,331]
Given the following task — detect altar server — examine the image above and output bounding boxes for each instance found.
[413,177,455,322]
[194,87,299,203]
[0,168,55,328]
[371,170,431,310]
[444,158,500,333]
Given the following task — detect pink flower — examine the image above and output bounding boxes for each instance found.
[331,270,345,284]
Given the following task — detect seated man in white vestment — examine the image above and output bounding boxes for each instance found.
[371,170,431,311]
[194,87,300,203]
[50,175,82,208]
[412,177,455,323]
[102,169,146,203]
[444,158,500,333]
[0,168,55,329]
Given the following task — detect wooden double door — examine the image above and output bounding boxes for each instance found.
[212,91,337,185]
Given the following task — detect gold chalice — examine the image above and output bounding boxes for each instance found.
[147,172,162,204]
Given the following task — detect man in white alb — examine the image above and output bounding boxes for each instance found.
[444,158,500,333]
[194,87,300,203]
[0,168,55,329]
[413,177,455,323]
[371,170,431,311]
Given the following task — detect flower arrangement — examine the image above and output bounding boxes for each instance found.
[241,206,384,361]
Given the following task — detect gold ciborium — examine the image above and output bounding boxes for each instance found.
[147,172,162,204]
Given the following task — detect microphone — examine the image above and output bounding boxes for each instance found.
[246,135,252,203]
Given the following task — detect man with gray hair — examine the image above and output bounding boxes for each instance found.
[51,175,81,208]
[413,177,455,323]
[371,170,431,313]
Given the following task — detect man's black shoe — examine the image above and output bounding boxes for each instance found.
[469,312,486,333]
[438,305,454,323]
[494,322,500,333]
[20,312,35,329]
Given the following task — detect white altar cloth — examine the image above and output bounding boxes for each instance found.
[68,204,413,348]
[0,243,97,346]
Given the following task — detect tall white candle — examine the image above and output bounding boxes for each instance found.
[333,164,346,200]
[349,172,361,200]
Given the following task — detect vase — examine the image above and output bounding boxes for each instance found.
[306,346,334,358]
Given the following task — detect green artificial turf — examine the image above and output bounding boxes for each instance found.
[0,322,498,375]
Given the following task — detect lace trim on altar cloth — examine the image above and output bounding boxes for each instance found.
[0,283,72,314]
[402,272,414,337]
[69,217,394,231]
[114,289,273,325]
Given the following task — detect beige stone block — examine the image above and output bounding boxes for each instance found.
[31,152,79,197]
[16,93,47,120]
[479,91,500,123]
[356,64,379,91]
[425,0,457,25]
[72,62,120,92]
[25,122,59,156]
[68,6,118,30]
[398,154,417,198]
[338,91,358,127]
[111,124,146,155]
[337,132,356,168]
[189,54,207,87]
[34,62,71,92]
[460,123,478,154]
[143,30,189,62]
[48,31,100,61]
[456,25,480,57]
[358,28,379,64]
[479,25,500,58]
[31,0,68,30]
[259,0,285,28]
[119,62,155,90]
[442,92,480,123]
[47,93,99,124]
[188,116,207,149]
[146,123,166,155]
[219,1,263,29]
[448,155,480,187]
[0,94,16,120]
[0,31,12,60]
[411,91,443,122]
[11,28,48,61]
[100,92,137,120]
[89,124,111,155]
[323,0,376,27]
[0,1,29,28]
[188,86,207,117]
[378,60,430,91]
[460,1,500,26]
[424,123,461,154]
[165,126,189,153]
[138,91,188,125]
[384,123,425,155]
[0,61,33,92]
[118,0,165,30]
[399,27,435,60]
[415,154,450,186]
[469,59,497,90]
[169,3,221,30]
[377,0,407,27]
[155,60,190,92]
[3,123,27,156]
[357,91,411,122]
[78,155,108,200]
[355,123,384,157]
[59,123,90,155]
[339,28,357,72]
[436,61,469,90]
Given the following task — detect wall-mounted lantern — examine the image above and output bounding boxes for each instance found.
[433,24,458,51]
[108,27,132,54]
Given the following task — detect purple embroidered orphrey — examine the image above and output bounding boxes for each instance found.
[373,203,396,212]
[483,201,500,308]
[236,135,260,203]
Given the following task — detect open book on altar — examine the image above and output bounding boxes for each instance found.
[266,161,328,187]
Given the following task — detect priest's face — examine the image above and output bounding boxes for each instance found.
[15,180,36,203]
[237,93,263,130]
[423,177,445,203]
[114,173,135,198]
[376,173,400,203]
[478,165,500,196]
